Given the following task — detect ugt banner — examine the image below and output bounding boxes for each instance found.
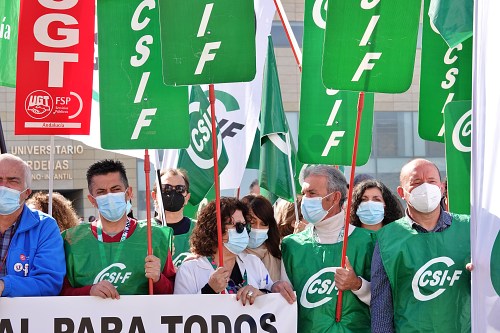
[322,0,420,93]
[0,0,19,88]
[97,0,189,150]
[15,0,94,135]
[444,101,471,215]
[419,0,472,143]
[158,0,256,85]
[298,0,374,166]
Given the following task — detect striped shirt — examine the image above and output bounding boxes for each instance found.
[0,221,19,277]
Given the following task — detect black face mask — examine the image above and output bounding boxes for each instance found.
[162,190,185,212]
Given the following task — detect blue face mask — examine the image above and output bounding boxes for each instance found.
[95,190,129,222]
[0,186,26,215]
[301,192,334,224]
[356,201,385,225]
[224,229,249,254]
[248,228,268,249]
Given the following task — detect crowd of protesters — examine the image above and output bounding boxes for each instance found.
[0,153,471,332]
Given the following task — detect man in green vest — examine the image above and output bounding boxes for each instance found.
[280,165,375,333]
[61,160,175,297]
[151,168,196,268]
[371,158,471,332]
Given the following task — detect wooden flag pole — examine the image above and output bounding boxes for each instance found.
[272,0,302,71]
[144,149,153,295]
[209,84,224,273]
[335,91,365,322]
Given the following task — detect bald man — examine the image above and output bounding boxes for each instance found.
[0,154,65,296]
[371,159,471,332]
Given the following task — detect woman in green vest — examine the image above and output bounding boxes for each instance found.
[350,179,403,232]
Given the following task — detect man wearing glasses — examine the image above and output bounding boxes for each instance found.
[61,160,176,298]
[151,168,196,268]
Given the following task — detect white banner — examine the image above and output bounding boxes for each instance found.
[206,0,275,190]
[0,294,296,332]
[471,0,500,332]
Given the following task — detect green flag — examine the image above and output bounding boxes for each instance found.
[259,36,297,202]
[429,0,473,48]
[444,100,471,214]
[97,0,189,149]
[158,0,255,85]
[177,85,229,205]
[299,0,374,166]
[419,0,472,143]
[246,123,261,170]
[322,0,420,93]
[0,0,19,87]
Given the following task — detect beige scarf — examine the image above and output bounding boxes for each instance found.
[245,245,281,283]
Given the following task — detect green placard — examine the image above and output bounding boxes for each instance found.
[97,0,189,149]
[158,0,256,85]
[419,0,472,143]
[322,0,420,93]
[444,100,471,215]
[298,0,373,166]
[0,0,19,87]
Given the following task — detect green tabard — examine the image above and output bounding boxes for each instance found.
[377,214,471,333]
[282,227,375,333]
[171,219,196,267]
[63,222,172,295]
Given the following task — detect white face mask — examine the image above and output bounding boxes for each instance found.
[405,183,442,213]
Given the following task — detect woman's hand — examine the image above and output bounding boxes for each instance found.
[236,285,264,305]
[208,267,230,293]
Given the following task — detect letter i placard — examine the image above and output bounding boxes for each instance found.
[321,0,420,93]
[158,0,256,86]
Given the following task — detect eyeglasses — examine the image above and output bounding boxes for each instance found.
[161,184,187,194]
[226,221,251,234]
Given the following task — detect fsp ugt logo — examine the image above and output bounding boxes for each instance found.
[300,267,339,308]
[94,263,132,285]
[412,257,463,301]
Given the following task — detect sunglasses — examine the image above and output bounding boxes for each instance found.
[227,221,251,234]
[161,184,187,194]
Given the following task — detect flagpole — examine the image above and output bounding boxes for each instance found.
[285,133,301,232]
[48,136,55,216]
[144,149,153,295]
[153,150,166,226]
[208,84,224,271]
[0,117,7,154]
[272,0,303,71]
[335,91,365,322]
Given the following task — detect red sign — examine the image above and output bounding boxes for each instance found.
[15,0,94,135]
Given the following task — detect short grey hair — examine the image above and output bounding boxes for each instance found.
[0,154,32,188]
[302,165,348,206]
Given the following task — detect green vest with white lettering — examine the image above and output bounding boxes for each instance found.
[282,227,375,333]
[377,214,471,333]
[63,222,171,295]
[171,219,196,267]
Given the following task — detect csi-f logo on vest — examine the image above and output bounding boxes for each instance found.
[300,267,339,308]
[94,263,133,285]
[412,257,463,301]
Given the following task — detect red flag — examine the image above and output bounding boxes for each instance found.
[15,0,94,135]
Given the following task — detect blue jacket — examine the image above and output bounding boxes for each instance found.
[1,205,65,296]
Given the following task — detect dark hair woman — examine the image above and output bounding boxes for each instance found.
[174,197,275,305]
[350,179,404,231]
[241,195,282,281]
